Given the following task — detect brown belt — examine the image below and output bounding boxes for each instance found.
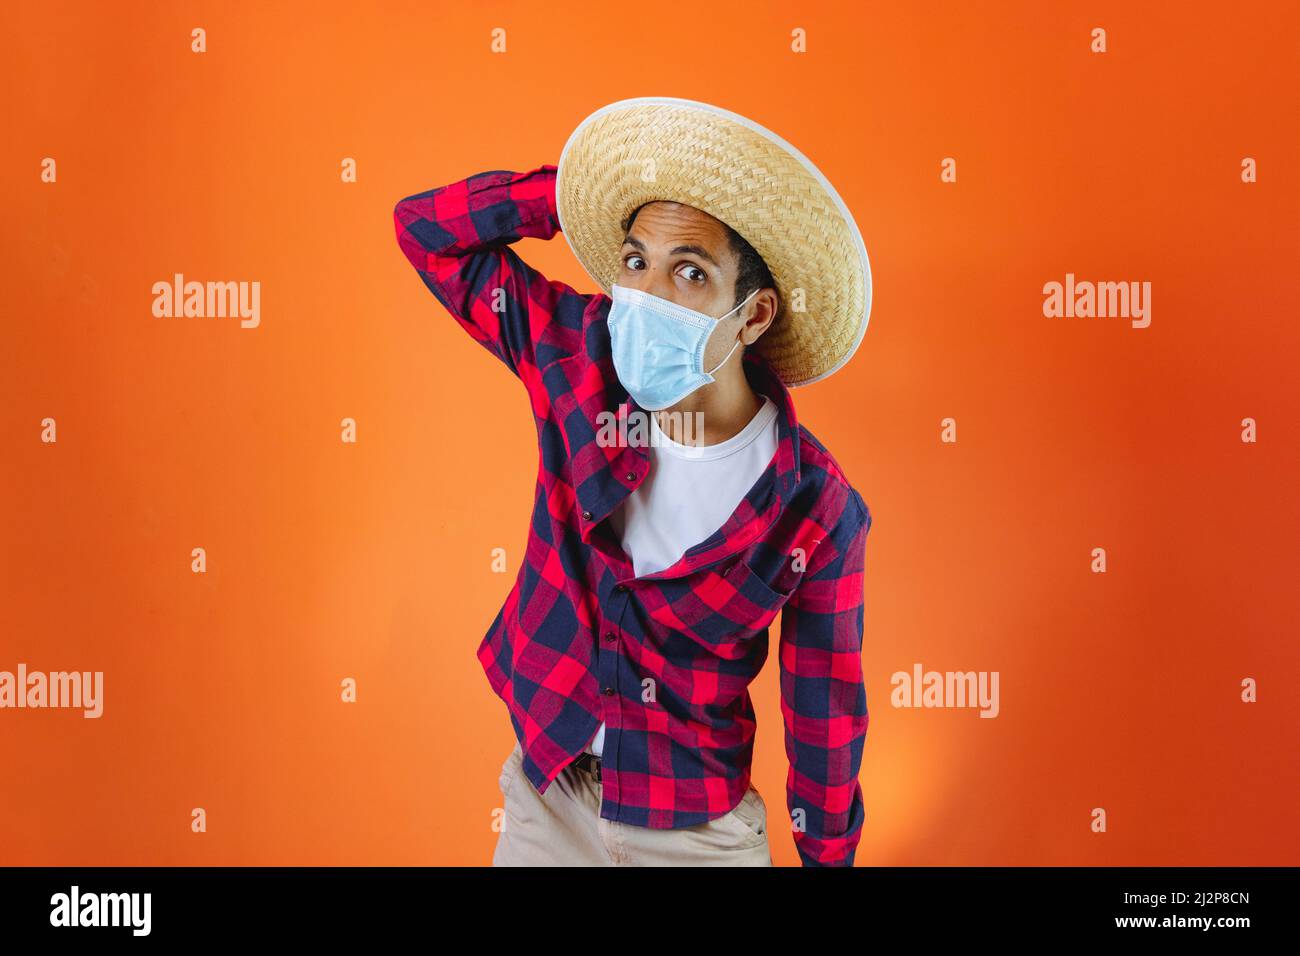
[572,751,602,782]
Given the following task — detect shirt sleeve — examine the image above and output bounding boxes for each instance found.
[777,488,871,867]
[392,165,589,381]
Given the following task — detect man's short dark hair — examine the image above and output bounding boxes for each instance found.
[621,204,777,311]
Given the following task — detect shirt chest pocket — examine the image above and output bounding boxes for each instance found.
[645,557,795,653]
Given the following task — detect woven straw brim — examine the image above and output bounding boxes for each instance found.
[556,97,871,387]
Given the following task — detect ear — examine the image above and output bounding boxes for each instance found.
[740,288,779,345]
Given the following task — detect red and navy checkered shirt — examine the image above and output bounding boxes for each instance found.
[393,165,871,866]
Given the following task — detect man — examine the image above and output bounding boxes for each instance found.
[393,97,873,866]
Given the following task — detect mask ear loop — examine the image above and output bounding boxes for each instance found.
[704,286,761,376]
[704,336,743,376]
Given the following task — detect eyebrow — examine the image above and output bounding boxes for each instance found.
[621,235,721,268]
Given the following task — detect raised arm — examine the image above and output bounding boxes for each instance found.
[392,165,589,381]
[777,488,871,866]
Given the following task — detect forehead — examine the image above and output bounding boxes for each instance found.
[626,200,731,249]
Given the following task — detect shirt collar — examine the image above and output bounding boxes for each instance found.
[618,349,800,486]
[609,348,802,565]
[741,349,802,503]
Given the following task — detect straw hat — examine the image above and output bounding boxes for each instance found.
[555,96,871,387]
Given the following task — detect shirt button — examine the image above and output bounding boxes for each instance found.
[614,584,628,593]
[624,472,636,482]
[603,687,615,696]
[581,511,592,520]
[604,632,616,643]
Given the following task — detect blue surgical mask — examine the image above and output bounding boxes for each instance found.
[607,283,759,410]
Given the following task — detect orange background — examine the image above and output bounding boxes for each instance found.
[2,0,1297,866]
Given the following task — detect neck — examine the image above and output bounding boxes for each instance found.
[655,353,762,445]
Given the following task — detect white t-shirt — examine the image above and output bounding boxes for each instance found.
[584,395,780,757]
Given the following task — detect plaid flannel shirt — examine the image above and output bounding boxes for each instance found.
[393,165,871,866]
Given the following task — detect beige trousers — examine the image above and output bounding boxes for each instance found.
[491,741,773,866]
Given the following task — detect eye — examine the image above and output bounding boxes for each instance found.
[623,253,646,271]
[676,263,708,283]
